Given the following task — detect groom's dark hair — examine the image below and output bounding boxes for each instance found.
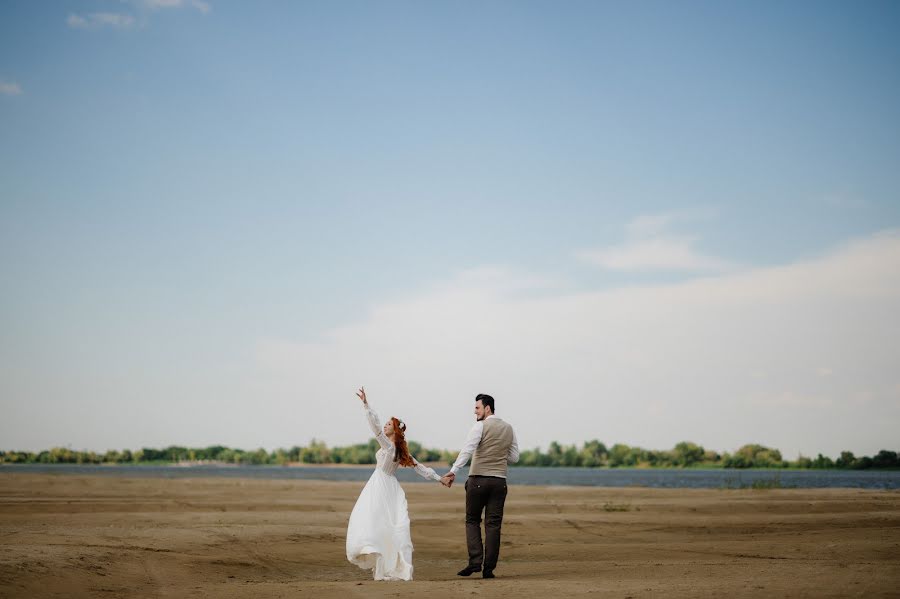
[475,393,495,414]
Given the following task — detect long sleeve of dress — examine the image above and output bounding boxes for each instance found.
[412,459,442,482]
[364,404,392,451]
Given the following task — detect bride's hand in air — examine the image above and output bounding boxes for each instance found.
[356,387,368,405]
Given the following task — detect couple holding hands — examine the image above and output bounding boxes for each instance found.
[346,387,519,581]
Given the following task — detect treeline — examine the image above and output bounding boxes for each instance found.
[515,441,900,469]
[0,440,455,467]
[1,441,898,470]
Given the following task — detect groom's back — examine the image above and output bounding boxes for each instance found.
[470,418,514,478]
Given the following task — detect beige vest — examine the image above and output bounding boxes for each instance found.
[469,417,514,478]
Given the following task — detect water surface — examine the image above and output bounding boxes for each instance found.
[3,464,898,489]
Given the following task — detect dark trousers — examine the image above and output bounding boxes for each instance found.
[465,475,508,571]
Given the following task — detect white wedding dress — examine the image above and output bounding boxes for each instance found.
[346,403,441,581]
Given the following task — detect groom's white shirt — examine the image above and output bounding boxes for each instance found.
[450,415,520,477]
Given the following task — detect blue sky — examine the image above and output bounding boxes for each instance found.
[2,1,899,457]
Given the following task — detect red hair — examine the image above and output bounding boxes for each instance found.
[390,417,415,467]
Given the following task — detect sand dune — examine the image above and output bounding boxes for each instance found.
[1,473,898,598]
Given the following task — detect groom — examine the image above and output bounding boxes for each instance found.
[441,394,519,579]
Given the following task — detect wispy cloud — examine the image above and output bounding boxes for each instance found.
[625,213,675,237]
[67,13,136,30]
[67,1,210,31]
[143,0,185,7]
[192,1,212,13]
[578,236,733,272]
[578,211,733,272]
[0,80,22,96]
[140,0,211,13]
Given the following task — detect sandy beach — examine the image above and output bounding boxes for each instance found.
[1,472,898,598]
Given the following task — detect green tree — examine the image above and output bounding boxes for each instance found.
[300,439,331,464]
[724,444,784,468]
[873,450,898,469]
[836,451,856,469]
[673,442,705,467]
[811,453,834,469]
[272,448,290,465]
[579,440,607,467]
[608,443,635,467]
[796,455,813,469]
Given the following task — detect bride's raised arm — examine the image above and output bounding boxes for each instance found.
[356,387,391,450]
[412,458,442,482]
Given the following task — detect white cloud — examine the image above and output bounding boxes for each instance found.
[578,236,734,272]
[625,213,674,237]
[143,0,185,7]
[67,1,210,31]
[4,228,896,458]
[67,13,136,29]
[140,0,211,13]
[0,81,22,96]
[580,211,733,273]
[246,230,900,459]
[66,14,88,28]
[625,208,719,237]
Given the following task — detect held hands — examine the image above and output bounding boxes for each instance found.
[356,386,367,406]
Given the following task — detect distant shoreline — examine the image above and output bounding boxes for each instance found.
[3,464,900,489]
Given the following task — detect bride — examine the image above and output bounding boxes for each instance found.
[346,387,446,581]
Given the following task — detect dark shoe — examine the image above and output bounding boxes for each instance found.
[457,566,481,576]
[482,570,495,579]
